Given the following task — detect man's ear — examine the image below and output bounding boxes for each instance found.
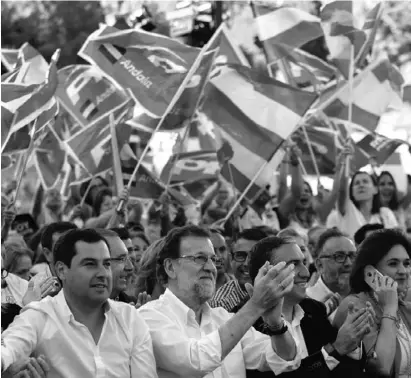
[55,261,68,283]
[315,257,323,272]
[43,248,53,263]
[163,258,177,281]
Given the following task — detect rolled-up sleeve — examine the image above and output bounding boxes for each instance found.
[241,326,302,375]
[139,305,223,377]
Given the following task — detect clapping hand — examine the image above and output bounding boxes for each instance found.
[131,291,152,309]
[3,355,49,378]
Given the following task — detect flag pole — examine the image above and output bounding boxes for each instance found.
[301,124,321,178]
[345,45,356,177]
[116,29,221,212]
[109,113,124,197]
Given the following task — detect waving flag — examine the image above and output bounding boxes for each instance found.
[270,43,337,88]
[1,49,18,71]
[64,100,133,176]
[56,64,130,128]
[253,3,323,63]
[1,50,60,151]
[320,1,367,78]
[322,58,404,132]
[160,150,219,185]
[202,64,317,201]
[79,25,200,116]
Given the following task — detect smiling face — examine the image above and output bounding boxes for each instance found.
[57,240,113,307]
[351,172,377,203]
[270,243,310,303]
[375,244,411,296]
[378,173,396,206]
[231,238,258,287]
[99,195,113,214]
[168,236,217,304]
[299,182,313,208]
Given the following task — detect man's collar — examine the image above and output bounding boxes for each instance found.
[57,290,111,322]
[318,276,335,297]
[163,288,212,325]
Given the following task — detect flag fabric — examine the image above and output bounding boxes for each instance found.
[322,58,404,132]
[202,64,317,201]
[1,49,19,71]
[1,52,59,151]
[56,64,130,128]
[355,2,383,68]
[64,100,133,176]
[16,43,49,84]
[79,24,200,116]
[160,150,220,185]
[320,1,367,78]
[253,4,323,63]
[270,43,338,88]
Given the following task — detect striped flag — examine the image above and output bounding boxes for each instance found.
[322,58,404,132]
[320,1,367,78]
[56,64,130,128]
[78,24,200,116]
[202,63,317,201]
[253,4,323,63]
[355,2,383,68]
[64,100,133,176]
[270,43,338,88]
[160,150,219,185]
[1,48,18,71]
[1,51,59,151]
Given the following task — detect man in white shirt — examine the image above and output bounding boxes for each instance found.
[1,228,157,378]
[139,224,301,378]
[306,228,356,320]
[248,235,371,377]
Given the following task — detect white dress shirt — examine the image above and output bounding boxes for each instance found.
[285,305,339,370]
[139,288,302,378]
[1,290,158,378]
[306,276,337,321]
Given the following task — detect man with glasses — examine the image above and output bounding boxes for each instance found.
[307,228,356,320]
[139,225,303,377]
[210,227,272,312]
[97,229,136,303]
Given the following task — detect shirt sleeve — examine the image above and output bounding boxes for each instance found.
[320,347,339,370]
[139,305,222,376]
[1,309,45,371]
[241,326,302,375]
[130,312,158,378]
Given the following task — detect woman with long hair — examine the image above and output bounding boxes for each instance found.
[378,171,411,230]
[2,242,33,281]
[328,170,398,239]
[334,229,411,377]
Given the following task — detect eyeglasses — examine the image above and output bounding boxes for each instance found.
[320,252,357,264]
[178,255,218,266]
[111,256,129,264]
[231,251,248,263]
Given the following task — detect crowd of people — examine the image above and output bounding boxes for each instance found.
[1,145,411,378]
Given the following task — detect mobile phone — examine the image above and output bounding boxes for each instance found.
[364,265,385,292]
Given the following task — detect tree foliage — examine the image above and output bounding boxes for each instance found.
[1,1,105,67]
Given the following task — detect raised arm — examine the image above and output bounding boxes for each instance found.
[336,143,354,216]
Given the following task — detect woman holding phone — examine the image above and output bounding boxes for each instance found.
[334,229,411,378]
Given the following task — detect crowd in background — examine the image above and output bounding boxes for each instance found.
[1,143,411,378]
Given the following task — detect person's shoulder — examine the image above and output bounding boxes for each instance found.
[300,297,327,316]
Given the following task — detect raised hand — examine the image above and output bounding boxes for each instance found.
[324,293,342,316]
[333,303,372,355]
[4,355,49,378]
[132,291,152,309]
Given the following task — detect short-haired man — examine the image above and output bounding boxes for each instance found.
[209,228,233,290]
[210,227,272,312]
[30,222,78,297]
[1,228,157,377]
[306,228,357,320]
[353,223,384,246]
[248,235,370,377]
[97,229,136,303]
[139,225,302,378]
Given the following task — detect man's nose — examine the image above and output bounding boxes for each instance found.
[124,256,134,272]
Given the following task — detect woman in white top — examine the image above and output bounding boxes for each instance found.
[378,171,411,231]
[327,170,398,239]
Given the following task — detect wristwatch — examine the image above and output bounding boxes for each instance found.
[325,343,342,361]
[264,319,289,336]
